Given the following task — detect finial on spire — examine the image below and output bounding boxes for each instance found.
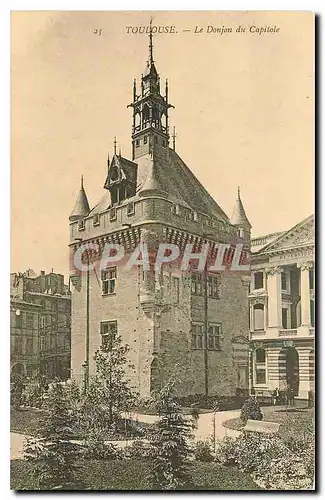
[237,186,240,198]
[172,126,177,151]
[149,18,154,64]
[113,137,117,155]
[133,78,137,100]
[81,174,84,189]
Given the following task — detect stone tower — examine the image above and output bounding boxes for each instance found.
[69,29,251,399]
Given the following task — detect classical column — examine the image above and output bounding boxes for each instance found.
[297,261,313,336]
[266,266,283,334]
[295,346,313,400]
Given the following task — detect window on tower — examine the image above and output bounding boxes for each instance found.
[191,323,204,349]
[110,207,117,221]
[93,214,100,226]
[78,219,85,231]
[127,202,135,216]
[101,267,117,295]
[100,321,117,352]
[135,139,140,148]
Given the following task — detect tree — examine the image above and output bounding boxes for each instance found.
[80,333,136,435]
[24,380,84,490]
[150,379,194,490]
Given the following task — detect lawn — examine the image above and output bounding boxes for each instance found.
[11,408,154,440]
[223,407,315,437]
[10,458,261,491]
[11,408,46,436]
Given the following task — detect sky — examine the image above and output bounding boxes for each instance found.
[11,11,314,279]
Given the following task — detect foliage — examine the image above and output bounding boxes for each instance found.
[11,458,261,491]
[79,336,137,438]
[124,439,154,459]
[23,380,84,490]
[193,440,214,462]
[215,430,314,490]
[81,427,121,460]
[22,376,49,409]
[10,373,25,410]
[133,397,159,415]
[240,397,263,424]
[150,379,194,490]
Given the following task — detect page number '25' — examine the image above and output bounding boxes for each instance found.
[93,28,103,35]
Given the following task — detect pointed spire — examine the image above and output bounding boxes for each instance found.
[113,137,117,155]
[149,18,153,65]
[231,187,251,229]
[69,175,90,222]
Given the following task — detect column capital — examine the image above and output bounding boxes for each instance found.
[265,266,283,276]
[297,261,314,271]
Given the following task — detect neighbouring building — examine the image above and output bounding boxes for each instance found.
[249,215,315,402]
[10,269,71,380]
[69,32,251,399]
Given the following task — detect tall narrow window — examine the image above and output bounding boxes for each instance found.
[191,273,203,296]
[208,324,222,350]
[191,323,204,349]
[253,304,264,331]
[281,270,290,293]
[171,277,180,304]
[254,348,266,385]
[254,271,264,290]
[208,274,221,299]
[282,308,288,329]
[102,267,116,295]
[100,321,117,351]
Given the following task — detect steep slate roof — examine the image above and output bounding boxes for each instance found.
[69,177,90,221]
[231,188,251,228]
[89,145,230,222]
[136,145,230,222]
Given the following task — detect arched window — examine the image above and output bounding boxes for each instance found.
[142,104,150,127]
[253,303,264,331]
[254,348,267,385]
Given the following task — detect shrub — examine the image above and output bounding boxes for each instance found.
[124,439,153,459]
[240,397,263,424]
[215,432,314,490]
[150,379,194,490]
[193,440,214,462]
[24,381,84,490]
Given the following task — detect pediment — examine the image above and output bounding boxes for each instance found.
[262,215,314,254]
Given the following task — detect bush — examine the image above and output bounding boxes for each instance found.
[124,439,153,459]
[240,397,263,424]
[193,440,214,462]
[215,432,314,490]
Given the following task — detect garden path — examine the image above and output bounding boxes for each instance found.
[11,409,241,460]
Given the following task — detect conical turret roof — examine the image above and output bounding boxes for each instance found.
[231,187,251,229]
[69,176,90,221]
